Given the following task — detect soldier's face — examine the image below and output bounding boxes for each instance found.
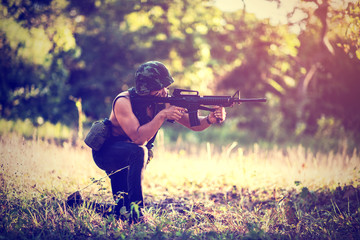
[150,87,168,97]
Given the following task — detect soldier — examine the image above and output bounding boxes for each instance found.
[92,61,227,223]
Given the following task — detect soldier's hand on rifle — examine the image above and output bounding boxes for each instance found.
[161,105,186,121]
[207,106,226,124]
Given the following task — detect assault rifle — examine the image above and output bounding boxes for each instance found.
[133,89,266,127]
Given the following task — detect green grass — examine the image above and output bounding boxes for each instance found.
[0,118,74,141]
[0,133,359,239]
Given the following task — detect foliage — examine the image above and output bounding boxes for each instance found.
[0,118,73,141]
[293,0,360,136]
[1,116,356,154]
[1,0,360,145]
[0,134,359,239]
[0,0,77,125]
[214,0,360,142]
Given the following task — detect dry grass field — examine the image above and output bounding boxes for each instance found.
[0,132,359,239]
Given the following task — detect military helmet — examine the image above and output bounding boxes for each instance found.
[135,61,174,95]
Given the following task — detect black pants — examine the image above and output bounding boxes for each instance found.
[92,138,148,221]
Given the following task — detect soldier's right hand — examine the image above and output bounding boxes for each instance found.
[161,105,186,121]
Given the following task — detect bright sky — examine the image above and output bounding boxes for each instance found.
[214,0,302,25]
[214,0,358,23]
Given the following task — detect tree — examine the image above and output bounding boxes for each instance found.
[1,0,226,124]
[66,0,222,119]
[208,9,300,140]
[291,0,360,138]
[214,0,360,143]
[0,0,79,125]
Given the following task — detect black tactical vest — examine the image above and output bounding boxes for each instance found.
[112,88,161,150]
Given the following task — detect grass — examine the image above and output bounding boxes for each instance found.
[0,133,359,239]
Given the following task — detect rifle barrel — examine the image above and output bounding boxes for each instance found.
[237,98,267,102]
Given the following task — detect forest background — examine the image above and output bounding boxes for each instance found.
[1,0,360,152]
[1,0,360,238]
